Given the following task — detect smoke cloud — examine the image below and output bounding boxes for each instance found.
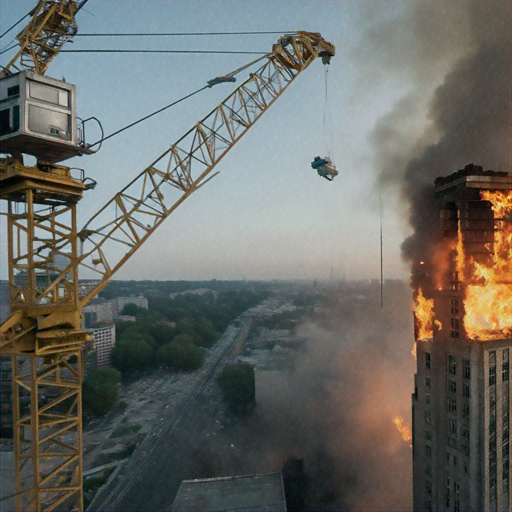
[367,1,512,291]
[187,283,415,510]
[182,5,511,508]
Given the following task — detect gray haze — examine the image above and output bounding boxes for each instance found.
[188,284,415,510]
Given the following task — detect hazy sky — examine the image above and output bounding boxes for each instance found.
[1,1,509,281]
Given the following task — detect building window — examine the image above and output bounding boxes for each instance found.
[462,403,470,419]
[451,318,459,338]
[426,394,431,405]
[502,444,509,461]
[490,350,497,365]
[449,379,457,393]
[426,376,431,388]
[503,359,510,382]
[426,430,432,441]
[446,477,451,488]
[463,359,470,380]
[449,419,457,435]
[461,427,470,442]
[453,455,458,467]
[447,398,457,413]
[448,436,457,449]
[426,444,432,457]
[426,464,432,477]
[425,411,431,424]
[426,352,431,370]
[448,355,457,375]
[462,444,470,456]
[490,365,497,386]
[463,382,470,398]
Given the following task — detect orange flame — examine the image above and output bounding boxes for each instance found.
[392,416,412,447]
[463,190,512,340]
[414,288,434,340]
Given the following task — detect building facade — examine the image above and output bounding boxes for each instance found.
[90,324,116,369]
[412,167,512,512]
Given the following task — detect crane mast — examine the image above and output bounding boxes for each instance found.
[0,9,335,510]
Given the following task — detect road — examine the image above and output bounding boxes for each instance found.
[89,319,251,512]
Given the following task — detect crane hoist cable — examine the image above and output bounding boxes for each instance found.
[0,12,30,39]
[88,51,271,149]
[74,30,298,37]
[60,49,267,54]
[311,64,338,181]
[88,86,209,149]
[323,65,334,161]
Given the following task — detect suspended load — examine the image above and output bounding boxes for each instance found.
[311,155,338,181]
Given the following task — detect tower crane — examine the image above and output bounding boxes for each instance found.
[0,3,335,511]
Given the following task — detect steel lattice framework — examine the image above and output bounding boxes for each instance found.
[1,0,79,78]
[0,30,334,512]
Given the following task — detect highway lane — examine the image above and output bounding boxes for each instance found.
[90,319,250,512]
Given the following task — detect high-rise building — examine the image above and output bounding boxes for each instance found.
[91,324,116,368]
[412,166,512,512]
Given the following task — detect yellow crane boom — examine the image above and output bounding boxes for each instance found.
[78,31,335,306]
[0,20,334,512]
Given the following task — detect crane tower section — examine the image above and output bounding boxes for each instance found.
[1,22,335,512]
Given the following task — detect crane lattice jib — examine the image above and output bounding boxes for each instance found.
[0,30,333,512]
[1,0,79,78]
[76,31,335,306]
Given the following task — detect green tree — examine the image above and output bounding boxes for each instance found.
[146,323,177,346]
[120,303,140,316]
[111,338,154,373]
[83,368,121,416]
[195,318,218,347]
[217,364,255,414]
[156,341,204,371]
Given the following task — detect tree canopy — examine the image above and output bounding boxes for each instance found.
[217,364,255,414]
[156,341,204,372]
[111,338,154,373]
[83,368,121,416]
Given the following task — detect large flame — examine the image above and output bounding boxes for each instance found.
[414,288,434,340]
[463,190,512,340]
[392,416,412,447]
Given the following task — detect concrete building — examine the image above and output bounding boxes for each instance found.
[171,472,287,512]
[412,166,512,512]
[83,298,115,326]
[90,324,116,369]
[81,295,147,370]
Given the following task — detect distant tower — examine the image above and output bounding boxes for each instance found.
[412,166,512,511]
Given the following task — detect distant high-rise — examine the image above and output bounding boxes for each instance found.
[412,166,512,511]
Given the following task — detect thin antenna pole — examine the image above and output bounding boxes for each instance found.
[380,194,384,309]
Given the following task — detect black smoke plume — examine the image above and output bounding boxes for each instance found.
[370,2,512,292]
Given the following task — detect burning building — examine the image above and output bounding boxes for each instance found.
[412,165,512,512]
